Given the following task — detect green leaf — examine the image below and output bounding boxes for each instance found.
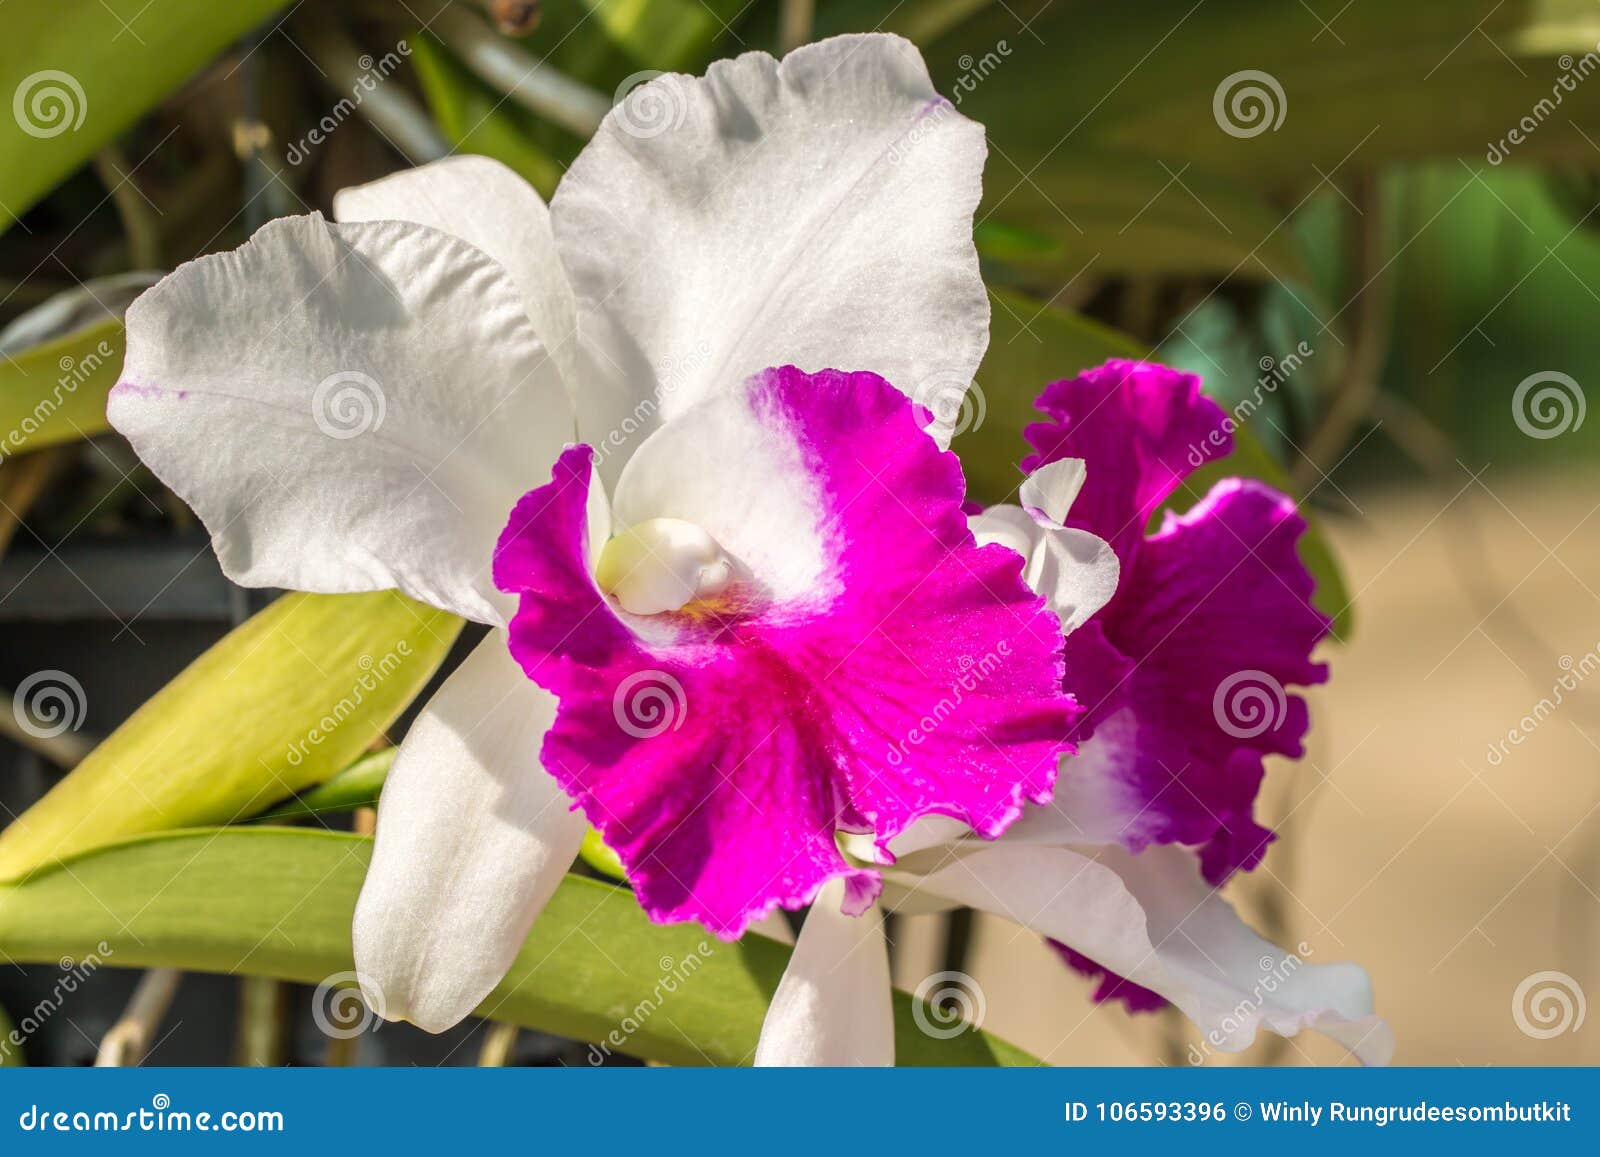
[579,827,628,881]
[976,149,1309,283]
[410,36,566,200]
[0,315,124,457]
[0,0,292,230]
[573,0,747,71]
[253,749,397,824]
[0,593,462,880]
[944,1,1600,183]
[956,286,1141,504]
[959,287,1351,636]
[0,828,1039,1067]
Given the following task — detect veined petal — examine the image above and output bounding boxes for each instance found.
[108,213,574,624]
[333,156,579,390]
[552,33,988,477]
[353,633,587,1034]
[898,843,1391,1064]
[494,367,1074,937]
[754,877,893,1067]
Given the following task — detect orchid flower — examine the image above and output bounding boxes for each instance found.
[753,362,1392,1067]
[106,34,1107,1035]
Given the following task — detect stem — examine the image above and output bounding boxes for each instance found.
[433,2,610,138]
[297,17,450,164]
[1293,174,1391,491]
[477,1022,520,1066]
[91,147,160,270]
[234,976,291,1066]
[779,0,814,53]
[95,968,182,1066]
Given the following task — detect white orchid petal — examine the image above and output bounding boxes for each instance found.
[333,155,579,389]
[1018,457,1087,528]
[108,213,574,624]
[970,502,1119,636]
[553,33,988,475]
[754,877,894,1066]
[353,633,587,1034]
[903,843,1392,1064]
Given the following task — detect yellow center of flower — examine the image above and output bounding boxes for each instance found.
[595,517,735,616]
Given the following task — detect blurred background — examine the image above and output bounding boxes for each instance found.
[1,0,1598,1065]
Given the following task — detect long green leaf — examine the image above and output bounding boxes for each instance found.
[946,0,1600,182]
[0,315,124,458]
[0,828,1038,1067]
[253,749,397,823]
[0,0,291,230]
[0,593,461,879]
